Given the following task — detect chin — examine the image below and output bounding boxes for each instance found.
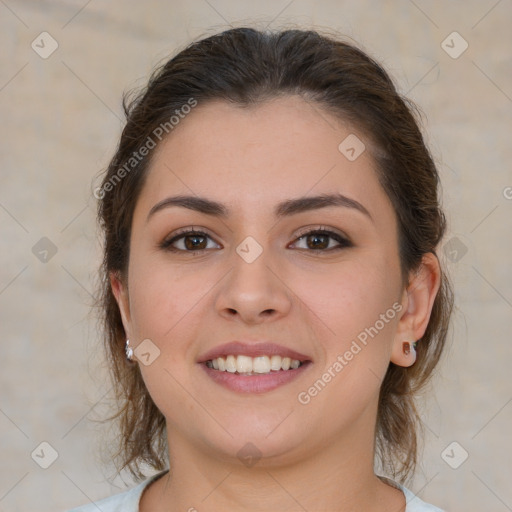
[198,416,309,466]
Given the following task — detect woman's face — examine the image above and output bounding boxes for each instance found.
[115,96,412,465]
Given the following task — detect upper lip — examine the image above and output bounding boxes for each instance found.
[197,341,312,363]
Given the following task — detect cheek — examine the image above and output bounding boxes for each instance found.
[293,265,401,417]
[297,257,399,341]
[126,260,207,411]
[127,255,207,341]
[294,255,402,401]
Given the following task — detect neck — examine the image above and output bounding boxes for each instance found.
[141,412,405,512]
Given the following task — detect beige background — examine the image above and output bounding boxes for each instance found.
[1,1,511,511]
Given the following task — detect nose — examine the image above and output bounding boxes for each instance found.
[214,246,292,324]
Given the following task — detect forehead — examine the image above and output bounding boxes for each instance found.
[135,96,391,222]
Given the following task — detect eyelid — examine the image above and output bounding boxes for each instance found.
[160,226,222,251]
[293,224,349,240]
[169,226,215,239]
[288,226,352,252]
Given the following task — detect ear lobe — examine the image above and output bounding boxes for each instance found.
[390,253,441,367]
[110,271,132,338]
[391,340,417,367]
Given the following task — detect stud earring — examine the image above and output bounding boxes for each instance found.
[402,341,418,356]
[125,339,134,362]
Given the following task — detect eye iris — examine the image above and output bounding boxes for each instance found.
[184,234,207,250]
[307,233,329,249]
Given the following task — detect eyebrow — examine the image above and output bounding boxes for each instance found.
[147,193,372,222]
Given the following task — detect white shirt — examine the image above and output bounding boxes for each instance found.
[66,470,444,511]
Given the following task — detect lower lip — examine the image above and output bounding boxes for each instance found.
[199,362,312,394]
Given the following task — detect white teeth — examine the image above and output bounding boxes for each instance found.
[225,355,237,373]
[207,354,304,374]
[236,355,253,373]
[270,355,282,371]
[252,356,270,374]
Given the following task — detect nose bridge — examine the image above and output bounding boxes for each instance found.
[214,233,292,322]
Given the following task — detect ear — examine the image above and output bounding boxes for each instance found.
[391,252,441,367]
[110,271,132,340]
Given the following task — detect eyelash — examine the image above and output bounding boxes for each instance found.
[159,226,352,254]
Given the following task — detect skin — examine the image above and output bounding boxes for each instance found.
[111,96,441,512]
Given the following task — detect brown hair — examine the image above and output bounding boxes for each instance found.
[97,27,453,482]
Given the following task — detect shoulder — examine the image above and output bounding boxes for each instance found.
[65,470,169,512]
[401,485,444,512]
[379,476,445,512]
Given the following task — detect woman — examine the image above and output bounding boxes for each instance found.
[70,27,453,511]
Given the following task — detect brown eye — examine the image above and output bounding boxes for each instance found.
[290,229,352,251]
[183,234,207,250]
[160,230,220,252]
[305,233,330,250]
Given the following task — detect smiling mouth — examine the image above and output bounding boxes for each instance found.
[204,354,307,375]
